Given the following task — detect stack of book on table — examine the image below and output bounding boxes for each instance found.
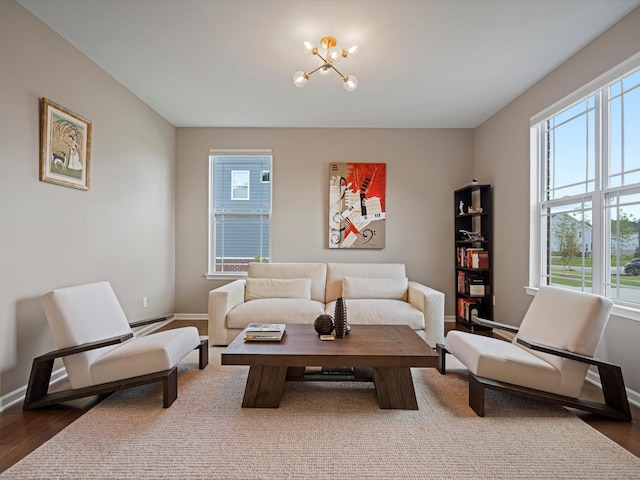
[244,323,286,341]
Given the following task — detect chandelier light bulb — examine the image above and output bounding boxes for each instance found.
[303,41,314,55]
[345,45,359,58]
[293,71,309,87]
[327,46,343,64]
[319,64,332,76]
[343,75,358,92]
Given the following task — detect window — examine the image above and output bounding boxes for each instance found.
[208,151,272,275]
[231,170,250,200]
[531,54,640,313]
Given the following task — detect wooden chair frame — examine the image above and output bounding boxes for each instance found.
[24,316,208,410]
[436,316,632,421]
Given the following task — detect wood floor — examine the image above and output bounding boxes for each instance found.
[1,320,638,474]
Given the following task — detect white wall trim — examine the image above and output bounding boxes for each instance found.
[173,313,208,321]
[586,370,640,409]
[0,367,68,412]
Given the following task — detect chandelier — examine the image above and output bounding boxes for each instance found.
[293,36,359,92]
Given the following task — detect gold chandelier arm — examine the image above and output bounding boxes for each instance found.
[306,64,325,77]
[329,63,348,82]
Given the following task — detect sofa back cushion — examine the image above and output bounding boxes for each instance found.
[247,263,327,303]
[342,276,408,300]
[326,263,407,303]
[246,277,312,301]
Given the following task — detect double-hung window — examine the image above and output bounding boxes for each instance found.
[208,150,272,275]
[531,54,640,314]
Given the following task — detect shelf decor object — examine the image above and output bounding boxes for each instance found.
[314,314,335,335]
[454,184,493,332]
[293,36,359,91]
[334,297,349,338]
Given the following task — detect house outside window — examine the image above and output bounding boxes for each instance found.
[208,151,272,275]
[530,54,640,313]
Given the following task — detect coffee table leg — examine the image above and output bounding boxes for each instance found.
[372,367,419,410]
[242,365,288,408]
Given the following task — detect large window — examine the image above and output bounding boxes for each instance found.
[531,55,640,313]
[208,151,272,275]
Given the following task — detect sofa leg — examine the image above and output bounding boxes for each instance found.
[469,374,486,417]
[163,368,178,408]
[435,343,447,374]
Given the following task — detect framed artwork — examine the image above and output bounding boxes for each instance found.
[329,162,386,249]
[40,98,92,190]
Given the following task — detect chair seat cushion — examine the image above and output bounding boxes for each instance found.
[226,298,325,328]
[90,327,200,385]
[445,331,568,395]
[325,299,425,330]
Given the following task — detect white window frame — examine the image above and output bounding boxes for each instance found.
[529,52,640,321]
[206,149,272,278]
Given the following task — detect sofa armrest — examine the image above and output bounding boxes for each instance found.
[408,281,445,346]
[208,279,246,345]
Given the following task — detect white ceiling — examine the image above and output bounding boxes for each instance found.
[18,0,640,128]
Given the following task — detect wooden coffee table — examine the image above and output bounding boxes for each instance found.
[221,324,439,410]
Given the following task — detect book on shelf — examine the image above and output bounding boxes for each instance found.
[456,247,488,268]
[457,298,479,321]
[244,323,286,341]
[471,251,489,269]
[457,271,488,296]
[303,366,356,380]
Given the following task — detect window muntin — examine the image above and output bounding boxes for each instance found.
[533,59,640,309]
[209,153,271,275]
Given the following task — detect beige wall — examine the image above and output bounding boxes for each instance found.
[474,7,640,396]
[175,128,474,313]
[0,1,176,403]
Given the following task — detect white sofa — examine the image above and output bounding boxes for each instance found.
[208,262,445,347]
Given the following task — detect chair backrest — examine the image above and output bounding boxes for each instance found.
[515,286,613,396]
[41,281,133,388]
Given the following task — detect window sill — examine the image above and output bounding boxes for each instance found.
[525,286,640,322]
[204,273,247,281]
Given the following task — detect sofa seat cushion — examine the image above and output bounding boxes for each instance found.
[226,298,325,328]
[444,330,576,396]
[89,327,200,386]
[325,299,425,330]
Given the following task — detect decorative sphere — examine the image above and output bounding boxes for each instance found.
[314,314,335,335]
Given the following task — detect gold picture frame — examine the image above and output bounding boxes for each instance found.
[40,98,92,190]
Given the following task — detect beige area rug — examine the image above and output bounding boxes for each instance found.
[2,348,639,480]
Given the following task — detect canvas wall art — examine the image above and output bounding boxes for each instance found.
[329,162,386,249]
[40,98,92,190]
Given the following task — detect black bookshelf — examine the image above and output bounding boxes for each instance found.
[454,184,492,331]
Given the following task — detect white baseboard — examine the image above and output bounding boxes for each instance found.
[173,313,208,321]
[0,367,68,412]
[585,370,640,409]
